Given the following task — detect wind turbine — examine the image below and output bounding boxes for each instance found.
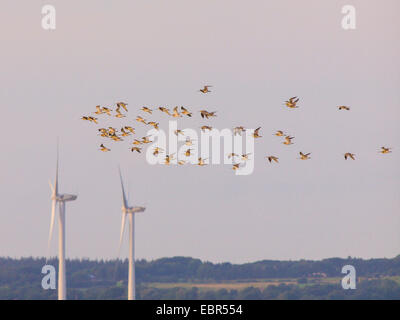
[117,167,145,300]
[47,148,77,300]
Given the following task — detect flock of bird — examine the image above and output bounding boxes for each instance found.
[81,86,225,167]
[81,89,393,170]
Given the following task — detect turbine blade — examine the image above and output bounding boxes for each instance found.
[117,212,127,259]
[55,143,59,196]
[48,180,54,194]
[118,166,128,208]
[46,199,57,263]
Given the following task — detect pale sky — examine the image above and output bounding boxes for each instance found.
[0,0,399,263]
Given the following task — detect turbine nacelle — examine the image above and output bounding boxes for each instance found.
[57,194,78,202]
[122,206,145,214]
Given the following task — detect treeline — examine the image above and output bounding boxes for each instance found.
[3,255,400,284]
[1,255,400,299]
[1,280,400,300]
[137,280,400,300]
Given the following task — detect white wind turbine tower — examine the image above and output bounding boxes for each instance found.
[117,167,145,300]
[47,149,77,300]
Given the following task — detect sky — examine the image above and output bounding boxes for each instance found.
[0,0,399,264]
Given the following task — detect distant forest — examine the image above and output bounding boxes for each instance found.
[1,255,400,299]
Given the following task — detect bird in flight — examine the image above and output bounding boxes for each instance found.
[88,116,98,123]
[120,128,130,137]
[171,106,182,118]
[232,163,240,171]
[199,85,212,93]
[241,153,251,161]
[159,107,171,116]
[100,144,110,152]
[283,136,294,145]
[252,127,262,138]
[164,153,175,165]
[141,136,153,144]
[132,139,142,146]
[233,126,245,136]
[201,125,212,132]
[101,107,112,115]
[124,126,135,134]
[141,106,152,114]
[136,116,147,124]
[115,109,126,118]
[200,110,217,119]
[117,102,128,112]
[299,152,311,160]
[94,105,104,115]
[82,116,98,124]
[285,96,299,109]
[338,106,350,111]
[174,129,185,136]
[110,134,123,142]
[131,147,142,153]
[267,156,279,163]
[197,157,208,166]
[147,121,159,130]
[274,130,285,137]
[108,127,116,135]
[181,107,192,117]
[200,110,208,119]
[185,149,193,157]
[98,128,109,137]
[344,152,355,160]
[153,147,163,156]
[379,146,392,154]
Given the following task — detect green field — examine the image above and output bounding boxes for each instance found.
[144,276,400,292]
